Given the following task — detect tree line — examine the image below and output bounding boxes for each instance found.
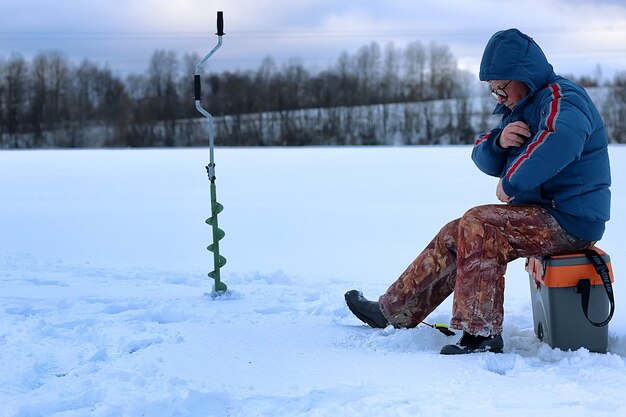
[1,42,625,148]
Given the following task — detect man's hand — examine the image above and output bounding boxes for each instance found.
[499,121,531,148]
[496,179,514,203]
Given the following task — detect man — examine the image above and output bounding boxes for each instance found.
[344,28,611,354]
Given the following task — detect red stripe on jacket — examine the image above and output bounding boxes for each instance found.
[505,84,562,181]
[474,132,490,146]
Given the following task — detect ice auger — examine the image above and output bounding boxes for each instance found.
[194,11,227,293]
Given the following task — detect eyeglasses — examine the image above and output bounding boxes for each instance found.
[490,81,512,101]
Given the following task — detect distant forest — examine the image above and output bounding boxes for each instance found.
[1,41,625,148]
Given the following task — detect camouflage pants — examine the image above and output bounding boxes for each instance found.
[378,204,593,336]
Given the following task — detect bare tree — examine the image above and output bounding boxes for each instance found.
[48,52,71,125]
[381,43,402,141]
[404,41,427,101]
[30,54,48,141]
[67,60,97,147]
[148,50,180,121]
[603,71,626,143]
[428,42,457,99]
[0,57,5,147]
[354,42,382,103]
[3,54,28,147]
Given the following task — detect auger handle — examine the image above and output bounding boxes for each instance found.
[216,11,224,36]
[194,11,224,101]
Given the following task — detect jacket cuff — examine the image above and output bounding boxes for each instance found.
[490,131,507,153]
[501,177,520,197]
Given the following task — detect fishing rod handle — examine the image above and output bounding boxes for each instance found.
[216,11,224,36]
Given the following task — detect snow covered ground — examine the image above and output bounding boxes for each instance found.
[1,146,625,417]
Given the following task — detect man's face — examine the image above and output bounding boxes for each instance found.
[489,80,529,109]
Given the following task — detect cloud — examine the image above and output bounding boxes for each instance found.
[1,0,625,79]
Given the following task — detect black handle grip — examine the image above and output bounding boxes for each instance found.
[194,75,202,100]
[216,11,224,36]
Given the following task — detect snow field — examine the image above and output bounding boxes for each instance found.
[1,146,625,416]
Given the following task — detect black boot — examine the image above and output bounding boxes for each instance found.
[440,331,503,355]
[344,290,389,328]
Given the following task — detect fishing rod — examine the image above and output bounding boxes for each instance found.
[194,11,227,293]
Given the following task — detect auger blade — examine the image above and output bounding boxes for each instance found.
[207,180,227,292]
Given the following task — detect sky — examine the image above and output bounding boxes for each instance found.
[1,0,626,82]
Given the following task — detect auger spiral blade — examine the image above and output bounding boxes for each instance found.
[206,178,227,292]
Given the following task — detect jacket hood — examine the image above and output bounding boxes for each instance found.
[479,29,554,93]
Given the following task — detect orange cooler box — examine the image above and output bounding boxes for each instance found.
[526,248,614,353]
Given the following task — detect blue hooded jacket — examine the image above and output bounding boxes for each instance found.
[472,29,611,241]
